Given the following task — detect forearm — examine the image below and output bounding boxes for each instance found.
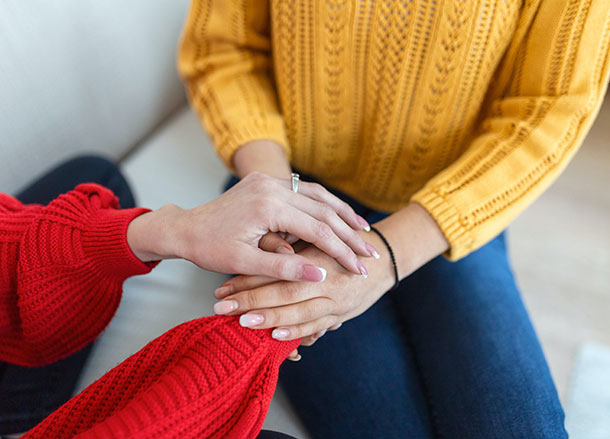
[232,140,292,179]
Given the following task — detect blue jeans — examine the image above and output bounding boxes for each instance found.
[227,174,567,439]
[0,156,136,435]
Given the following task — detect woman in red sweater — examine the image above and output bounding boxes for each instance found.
[0,155,375,438]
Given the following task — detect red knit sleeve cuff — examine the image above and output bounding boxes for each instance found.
[81,207,159,281]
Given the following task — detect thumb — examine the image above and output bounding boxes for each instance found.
[239,247,327,282]
[258,232,294,254]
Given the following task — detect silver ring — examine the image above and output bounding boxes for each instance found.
[291,173,300,193]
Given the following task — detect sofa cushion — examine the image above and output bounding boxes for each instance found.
[0,0,189,194]
[73,107,310,438]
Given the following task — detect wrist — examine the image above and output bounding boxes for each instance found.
[233,140,292,179]
[372,203,449,280]
[358,230,396,292]
[126,204,184,262]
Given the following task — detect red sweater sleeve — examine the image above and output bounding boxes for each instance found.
[0,184,157,367]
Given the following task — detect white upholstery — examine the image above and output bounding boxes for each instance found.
[1,2,308,436]
[0,0,189,194]
[74,108,310,438]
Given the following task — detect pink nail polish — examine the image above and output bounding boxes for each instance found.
[358,261,368,279]
[300,265,327,282]
[365,243,380,259]
[272,328,291,339]
[239,314,264,327]
[214,285,233,299]
[213,300,237,315]
[357,215,371,232]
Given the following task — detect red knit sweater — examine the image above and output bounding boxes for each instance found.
[0,183,154,366]
[1,184,300,438]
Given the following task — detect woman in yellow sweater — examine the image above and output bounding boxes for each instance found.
[179,1,610,437]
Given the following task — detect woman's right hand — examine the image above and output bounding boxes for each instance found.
[126,172,377,281]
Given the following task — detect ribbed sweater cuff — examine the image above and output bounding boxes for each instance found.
[411,188,475,261]
[81,207,158,281]
[216,124,291,171]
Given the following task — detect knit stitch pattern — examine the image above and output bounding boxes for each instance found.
[179,0,610,259]
[23,316,300,439]
[0,184,153,366]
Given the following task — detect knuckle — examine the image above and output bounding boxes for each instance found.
[270,257,290,279]
[316,222,334,241]
[310,182,326,196]
[280,281,301,301]
[319,204,335,221]
[243,290,260,310]
[266,308,283,326]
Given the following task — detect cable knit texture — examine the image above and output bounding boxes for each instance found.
[0,184,154,366]
[22,316,300,439]
[179,0,610,259]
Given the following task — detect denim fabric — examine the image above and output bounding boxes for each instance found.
[0,155,136,435]
[227,173,567,439]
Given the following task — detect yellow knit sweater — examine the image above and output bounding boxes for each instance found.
[179,0,610,260]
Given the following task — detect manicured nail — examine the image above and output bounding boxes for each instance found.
[214,285,233,299]
[366,243,380,259]
[314,329,327,339]
[357,215,371,232]
[213,300,238,315]
[329,322,342,330]
[239,314,264,327]
[358,261,368,279]
[288,354,302,362]
[272,328,291,339]
[300,265,327,282]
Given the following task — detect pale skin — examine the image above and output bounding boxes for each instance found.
[215,140,450,350]
[125,171,379,360]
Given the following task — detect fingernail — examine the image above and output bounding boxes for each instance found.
[276,245,294,255]
[272,328,291,339]
[214,285,233,299]
[330,322,342,330]
[300,265,327,282]
[357,215,371,232]
[366,243,380,259]
[213,300,238,315]
[358,261,368,279]
[288,354,302,362]
[239,314,264,327]
[314,329,327,339]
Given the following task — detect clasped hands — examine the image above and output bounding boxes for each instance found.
[127,172,396,360]
[208,176,397,356]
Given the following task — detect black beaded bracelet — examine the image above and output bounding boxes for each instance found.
[369,226,400,290]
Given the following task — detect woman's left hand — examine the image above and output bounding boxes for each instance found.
[213,231,396,345]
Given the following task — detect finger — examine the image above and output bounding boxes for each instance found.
[234,297,335,331]
[215,275,278,298]
[230,245,328,282]
[285,234,299,244]
[288,193,376,259]
[300,335,318,346]
[287,348,301,361]
[270,315,338,342]
[214,281,316,315]
[297,181,370,232]
[258,232,294,254]
[328,322,343,331]
[276,206,366,276]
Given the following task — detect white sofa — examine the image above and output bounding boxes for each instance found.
[0,1,308,437]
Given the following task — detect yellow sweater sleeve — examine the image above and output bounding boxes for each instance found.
[178,0,289,168]
[412,0,610,260]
